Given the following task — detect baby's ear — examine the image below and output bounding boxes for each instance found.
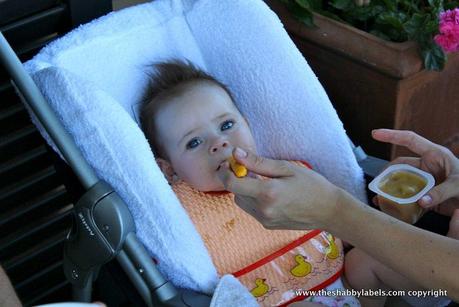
[155,158,178,184]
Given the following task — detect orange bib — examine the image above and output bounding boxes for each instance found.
[172,162,343,306]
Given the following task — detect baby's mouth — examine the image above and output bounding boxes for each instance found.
[216,158,230,171]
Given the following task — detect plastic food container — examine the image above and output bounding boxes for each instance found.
[369,164,435,224]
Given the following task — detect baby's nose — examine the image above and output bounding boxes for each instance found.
[210,140,229,154]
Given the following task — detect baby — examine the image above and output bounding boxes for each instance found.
[140,59,358,307]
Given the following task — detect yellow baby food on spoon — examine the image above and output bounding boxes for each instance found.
[228,156,247,178]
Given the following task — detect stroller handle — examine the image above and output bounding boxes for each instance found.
[0,32,99,189]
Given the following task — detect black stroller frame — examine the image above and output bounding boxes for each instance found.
[0,30,390,306]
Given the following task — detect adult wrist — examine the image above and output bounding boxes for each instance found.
[313,185,347,231]
[322,187,358,233]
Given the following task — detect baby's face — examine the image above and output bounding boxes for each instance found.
[154,82,257,191]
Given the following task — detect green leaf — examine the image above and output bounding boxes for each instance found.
[404,13,427,38]
[329,0,354,10]
[425,19,439,33]
[308,0,323,10]
[369,29,392,40]
[345,5,385,22]
[295,14,315,27]
[423,44,446,71]
[376,12,406,29]
[284,1,317,27]
[398,0,422,14]
[445,1,459,9]
[427,0,443,8]
[316,9,346,22]
[380,0,397,11]
[295,0,311,9]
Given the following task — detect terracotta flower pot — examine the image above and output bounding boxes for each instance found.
[266,0,459,159]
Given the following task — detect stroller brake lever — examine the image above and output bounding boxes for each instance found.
[64,181,135,300]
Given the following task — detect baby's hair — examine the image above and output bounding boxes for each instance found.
[140,59,234,157]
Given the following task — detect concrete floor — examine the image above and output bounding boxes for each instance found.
[112,0,150,10]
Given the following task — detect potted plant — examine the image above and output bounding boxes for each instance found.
[266,0,459,159]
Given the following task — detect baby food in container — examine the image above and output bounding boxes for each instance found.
[369,164,435,224]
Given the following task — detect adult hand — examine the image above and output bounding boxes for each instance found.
[216,148,342,230]
[373,129,459,216]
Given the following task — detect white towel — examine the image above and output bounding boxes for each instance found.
[24,0,366,295]
[210,275,258,307]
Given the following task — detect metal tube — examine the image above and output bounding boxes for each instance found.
[72,272,93,302]
[0,32,99,189]
[117,250,153,307]
[123,233,180,304]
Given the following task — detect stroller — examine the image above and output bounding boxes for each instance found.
[0,0,387,305]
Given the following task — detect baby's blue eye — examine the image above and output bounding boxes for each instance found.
[186,137,203,149]
[221,120,234,131]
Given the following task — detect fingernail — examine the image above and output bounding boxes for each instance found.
[420,195,432,206]
[235,147,247,158]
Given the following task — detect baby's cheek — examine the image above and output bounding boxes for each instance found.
[195,168,226,191]
[180,164,216,190]
[238,131,257,152]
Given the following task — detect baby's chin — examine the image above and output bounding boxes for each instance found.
[190,179,226,192]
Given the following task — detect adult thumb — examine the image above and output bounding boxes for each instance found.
[419,178,459,208]
[233,147,293,178]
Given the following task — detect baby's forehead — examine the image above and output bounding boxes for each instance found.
[158,81,238,114]
[178,80,233,102]
[153,81,240,139]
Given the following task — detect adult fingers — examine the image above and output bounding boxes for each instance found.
[216,161,265,198]
[389,156,420,168]
[232,148,294,178]
[372,129,439,156]
[372,195,379,207]
[375,157,420,174]
[419,176,459,209]
[375,157,419,177]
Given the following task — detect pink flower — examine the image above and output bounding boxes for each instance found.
[439,8,459,25]
[435,8,459,53]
